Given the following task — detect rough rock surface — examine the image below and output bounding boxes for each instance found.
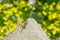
[2,18,50,40]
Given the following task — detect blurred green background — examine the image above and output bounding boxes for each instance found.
[0,0,60,40]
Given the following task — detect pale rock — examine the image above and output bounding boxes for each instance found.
[2,18,50,40]
[29,0,35,4]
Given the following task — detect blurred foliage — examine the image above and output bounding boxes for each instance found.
[0,0,60,40]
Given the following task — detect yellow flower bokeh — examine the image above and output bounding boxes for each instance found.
[42,11,47,16]
[0,0,60,40]
[51,12,57,19]
[3,17,8,21]
[49,5,54,11]
[38,1,42,6]
[56,4,60,10]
